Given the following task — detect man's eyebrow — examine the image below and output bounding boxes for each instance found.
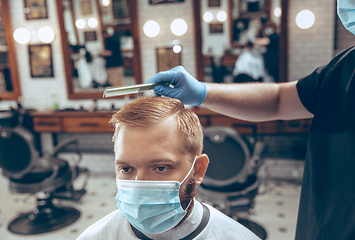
[115,158,178,165]
[147,158,178,164]
[115,160,129,165]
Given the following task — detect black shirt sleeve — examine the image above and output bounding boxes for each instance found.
[296,45,355,115]
[296,65,326,115]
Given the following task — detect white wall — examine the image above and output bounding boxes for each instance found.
[201,0,230,58]
[137,0,196,82]
[287,0,335,81]
[0,0,338,111]
[0,0,124,111]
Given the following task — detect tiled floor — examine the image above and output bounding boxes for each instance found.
[0,171,302,240]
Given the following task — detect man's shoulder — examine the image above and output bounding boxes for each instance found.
[328,45,355,70]
[202,203,260,240]
[76,209,128,240]
[204,204,238,225]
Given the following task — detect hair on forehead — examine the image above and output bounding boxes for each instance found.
[110,96,183,127]
[110,96,203,156]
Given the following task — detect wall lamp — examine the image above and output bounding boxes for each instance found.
[38,26,55,43]
[296,10,315,29]
[216,11,227,22]
[203,12,213,22]
[143,20,160,38]
[76,19,86,29]
[102,0,110,6]
[171,18,187,36]
[14,26,56,44]
[274,7,281,18]
[13,28,31,44]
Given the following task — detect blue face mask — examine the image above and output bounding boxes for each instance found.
[337,0,355,35]
[115,157,196,234]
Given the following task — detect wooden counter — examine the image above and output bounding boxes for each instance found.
[30,111,115,133]
[30,108,312,134]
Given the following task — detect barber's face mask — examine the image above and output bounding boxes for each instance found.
[337,0,355,35]
[115,157,197,234]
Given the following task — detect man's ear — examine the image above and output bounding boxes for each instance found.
[194,154,209,186]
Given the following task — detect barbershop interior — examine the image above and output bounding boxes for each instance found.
[0,0,353,239]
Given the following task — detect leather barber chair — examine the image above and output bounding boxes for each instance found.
[0,110,89,235]
[197,126,267,239]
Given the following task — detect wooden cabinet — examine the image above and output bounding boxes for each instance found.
[32,117,62,132]
[30,111,114,133]
[30,109,312,134]
[62,117,112,132]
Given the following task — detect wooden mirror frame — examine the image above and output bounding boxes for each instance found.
[0,0,21,100]
[56,0,142,99]
[193,0,288,83]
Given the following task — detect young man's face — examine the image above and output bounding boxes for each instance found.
[114,115,209,207]
[114,115,195,182]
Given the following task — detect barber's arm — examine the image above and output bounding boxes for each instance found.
[147,66,313,122]
[203,81,313,121]
[99,49,113,57]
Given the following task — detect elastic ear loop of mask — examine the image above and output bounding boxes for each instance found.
[181,156,198,210]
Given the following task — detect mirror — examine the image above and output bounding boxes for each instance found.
[0,0,21,100]
[194,0,287,84]
[56,0,142,99]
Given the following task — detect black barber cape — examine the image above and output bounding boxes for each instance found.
[295,46,355,240]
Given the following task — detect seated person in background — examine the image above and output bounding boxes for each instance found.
[233,41,265,83]
[77,97,260,240]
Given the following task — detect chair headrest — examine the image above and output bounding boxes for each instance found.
[0,111,19,127]
[202,126,251,188]
[0,127,38,179]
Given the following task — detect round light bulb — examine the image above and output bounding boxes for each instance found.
[274,7,281,18]
[216,11,227,22]
[203,12,213,23]
[296,10,315,29]
[76,19,86,29]
[13,28,31,44]
[102,0,110,6]
[38,26,55,43]
[88,18,98,28]
[170,18,188,36]
[173,45,182,53]
[143,20,160,38]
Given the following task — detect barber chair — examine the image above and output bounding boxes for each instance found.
[0,111,88,235]
[197,126,267,239]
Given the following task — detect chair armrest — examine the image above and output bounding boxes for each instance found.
[49,137,79,158]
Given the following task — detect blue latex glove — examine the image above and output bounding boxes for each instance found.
[147,66,207,106]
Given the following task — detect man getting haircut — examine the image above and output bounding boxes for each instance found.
[77,97,260,240]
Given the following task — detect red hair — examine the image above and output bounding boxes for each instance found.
[109,97,203,157]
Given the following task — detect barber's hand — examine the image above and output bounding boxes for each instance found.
[147,66,207,106]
